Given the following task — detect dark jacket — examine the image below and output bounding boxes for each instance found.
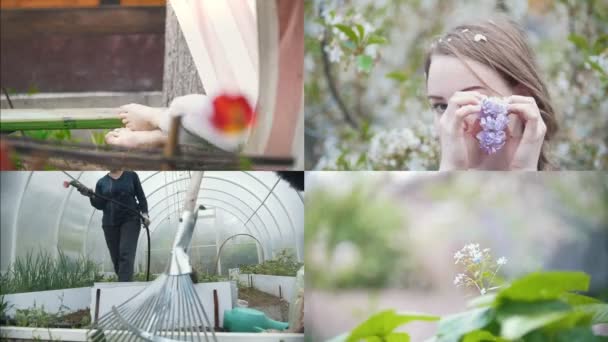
[90,171,148,227]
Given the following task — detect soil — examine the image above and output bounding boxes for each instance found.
[58,309,90,328]
[238,287,290,322]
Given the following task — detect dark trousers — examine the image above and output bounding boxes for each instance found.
[102,219,140,282]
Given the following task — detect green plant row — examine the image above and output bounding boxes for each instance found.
[12,305,91,329]
[0,249,103,295]
[331,271,608,342]
[239,249,303,277]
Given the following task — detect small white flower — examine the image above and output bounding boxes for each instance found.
[326,14,342,26]
[480,288,487,295]
[474,34,487,42]
[365,44,378,58]
[454,273,466,286]
[325,44,343,63]
[497,257,508,265]
[472,252,482,264]
[454,250,464,264]
[362,22,375,35]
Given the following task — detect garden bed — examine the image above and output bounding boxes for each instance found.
[91,281,233,327]
[239,274,296,304]
[238,287,289,322]
[2,287,90,318]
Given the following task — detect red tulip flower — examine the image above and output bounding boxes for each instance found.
[63,181,70,189]
[210,95,255,135]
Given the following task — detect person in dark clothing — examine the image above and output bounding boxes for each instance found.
[77,170,149,282]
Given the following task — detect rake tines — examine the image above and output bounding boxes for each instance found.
[89,274,217,341]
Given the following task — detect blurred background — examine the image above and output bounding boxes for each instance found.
[304,0,608,170]
[305,171,608,341]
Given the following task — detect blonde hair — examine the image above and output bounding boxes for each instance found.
[424,17,558,170]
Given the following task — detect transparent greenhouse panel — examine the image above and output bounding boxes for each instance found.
[0,172,29,271]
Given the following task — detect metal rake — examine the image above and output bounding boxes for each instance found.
[89,171,218,342]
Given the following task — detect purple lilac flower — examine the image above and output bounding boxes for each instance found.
[476,130,506,154]
[477,97,508,154]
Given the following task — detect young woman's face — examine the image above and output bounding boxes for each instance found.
[426,54,524,168]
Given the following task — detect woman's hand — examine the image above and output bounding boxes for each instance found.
[142,213,151,227]
[506,95,546,170]
[75,183,94,198]
[438,91,484,170]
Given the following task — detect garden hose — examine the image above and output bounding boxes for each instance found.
[61,171,151,282]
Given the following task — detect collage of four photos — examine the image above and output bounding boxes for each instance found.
[0,0,607,341]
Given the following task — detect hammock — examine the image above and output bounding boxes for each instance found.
[170,0,304,163]
[0,0,304,169]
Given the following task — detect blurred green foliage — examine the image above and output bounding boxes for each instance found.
[306,182,414,288]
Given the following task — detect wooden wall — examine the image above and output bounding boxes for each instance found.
[0,0,165,8]
[0,2,166,92]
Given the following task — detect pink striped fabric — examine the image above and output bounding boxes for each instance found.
[170,0,303,159]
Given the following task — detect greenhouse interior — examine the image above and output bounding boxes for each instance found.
[0,171,304,341]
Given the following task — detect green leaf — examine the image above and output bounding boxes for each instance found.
[497,300,571,317]
[335,24,359,44]
[467,293,498,308]
[23,130,50,140]
[554,326,600,342]
[367,34,388,45]
[346,310,438,342]
[355,24,365,43]
[386,333,410,342]
[27,84,39,95]
[568,34,589,52]
[543,311,593,332]
[499,311,570,340]
[574,303,608,324]
[586,58,608,77]
[560,293,603,306]
[436,307,494,342]
[357,55,374,73]
[591,34,608,54]
[386,71,408,83]
[462,330,506,342]
[498,272,590,302]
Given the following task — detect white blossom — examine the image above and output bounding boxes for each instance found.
[454,273,466,286]
[365,44,379,58]
[474,34,487,42]
[325,44,343,63]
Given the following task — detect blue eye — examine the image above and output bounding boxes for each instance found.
[432,103,447,114]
